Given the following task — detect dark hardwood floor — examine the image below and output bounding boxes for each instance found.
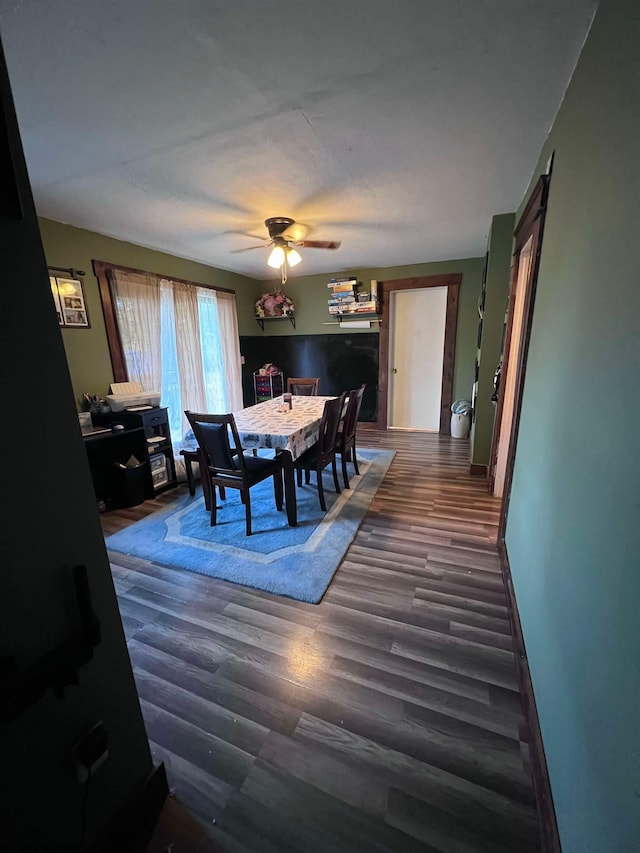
[104,428,541,852]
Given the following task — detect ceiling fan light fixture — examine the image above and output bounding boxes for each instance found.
[267,244,285,268]
[253,218,336,282]
[286,246,302,267]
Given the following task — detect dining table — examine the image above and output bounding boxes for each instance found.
[234,395,337,526]
[180,395,336,527]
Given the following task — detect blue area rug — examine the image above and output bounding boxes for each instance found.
[106,448,394,603]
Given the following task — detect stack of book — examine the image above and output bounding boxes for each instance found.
[327,277,378,315]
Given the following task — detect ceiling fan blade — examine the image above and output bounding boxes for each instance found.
[223,230,267,241]
[230,244,268,253]
[281,222,310,242]
[298,240,342,250]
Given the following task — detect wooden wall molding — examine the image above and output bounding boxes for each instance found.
[377,274,461,432]
[498,541,562,853]
[469,463,487,477]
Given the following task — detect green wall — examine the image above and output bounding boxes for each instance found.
[254,257,484,405]
[471,213,515,467]
[39,219,483,404]
[505,1,640,850]
[40,220,482,411]
[39,218,257,407]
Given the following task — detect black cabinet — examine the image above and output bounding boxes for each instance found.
[83,426,149,508]
[112,407,177,495]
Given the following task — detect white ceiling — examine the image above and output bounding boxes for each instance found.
[1,0,596,279]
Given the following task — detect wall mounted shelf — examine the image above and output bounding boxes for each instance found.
[255,314,295,331]
[323,315,381,326]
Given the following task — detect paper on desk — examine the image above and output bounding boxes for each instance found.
[110,381,143,396]
[116,455,144,468]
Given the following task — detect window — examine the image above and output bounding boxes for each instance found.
[94,261,243,445]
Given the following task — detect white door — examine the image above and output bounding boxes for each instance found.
[494,236,534,497]
[389,286,448,430]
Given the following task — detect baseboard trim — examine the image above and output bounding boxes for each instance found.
[469,463,487,477]
[498,541,561,853]
[91,762,168,853]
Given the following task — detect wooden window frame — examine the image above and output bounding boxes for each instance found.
[377,274,461,433]
[92,260,235,383]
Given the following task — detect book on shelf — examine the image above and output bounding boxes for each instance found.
[328,294,356,303]
[327,277,358,288]
[328,283,357,294]
[329,301,378,315]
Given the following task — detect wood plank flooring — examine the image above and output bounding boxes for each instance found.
[104,428,541,852]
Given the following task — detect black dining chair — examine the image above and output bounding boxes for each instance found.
[287,377,320,395]
[336,384,366,489]
[293,393,346,511]
[185,411,284,536]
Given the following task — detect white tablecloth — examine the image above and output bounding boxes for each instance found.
[233,396,335,460]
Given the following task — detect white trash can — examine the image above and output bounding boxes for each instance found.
[451,412,471,439]
[450,400,472,438]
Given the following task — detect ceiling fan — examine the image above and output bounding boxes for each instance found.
[235,217,341,283]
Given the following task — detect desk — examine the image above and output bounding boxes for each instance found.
[82,426,149,507]
[95,407,177,495]
[181,396,334,526]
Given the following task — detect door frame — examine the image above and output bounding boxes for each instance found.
[489,175,550,540]
[377,274,461,433]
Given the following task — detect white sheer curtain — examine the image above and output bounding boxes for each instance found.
[111,270,162,392]
[161,279,209,442]
[111,270,243,445]
[215,290,243,412]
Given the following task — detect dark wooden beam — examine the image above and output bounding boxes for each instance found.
[93,260,128,383]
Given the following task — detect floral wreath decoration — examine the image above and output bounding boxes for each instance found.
[255,290,295,318]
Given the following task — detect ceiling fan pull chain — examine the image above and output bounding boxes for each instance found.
[281,255,288,285]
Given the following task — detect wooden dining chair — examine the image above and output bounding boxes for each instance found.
[337,384,366,489]
[293,393,346,511]
[286,377,320,395]
[185,411,284,536]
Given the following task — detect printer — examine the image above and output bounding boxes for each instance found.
[105,381,161,412]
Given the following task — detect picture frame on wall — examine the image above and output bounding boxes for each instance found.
[51,276,90,328]
[49,276,63,325]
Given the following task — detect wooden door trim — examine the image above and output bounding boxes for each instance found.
[488,251,519,494]
[377,274,461,432]
[489,174,550,539]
